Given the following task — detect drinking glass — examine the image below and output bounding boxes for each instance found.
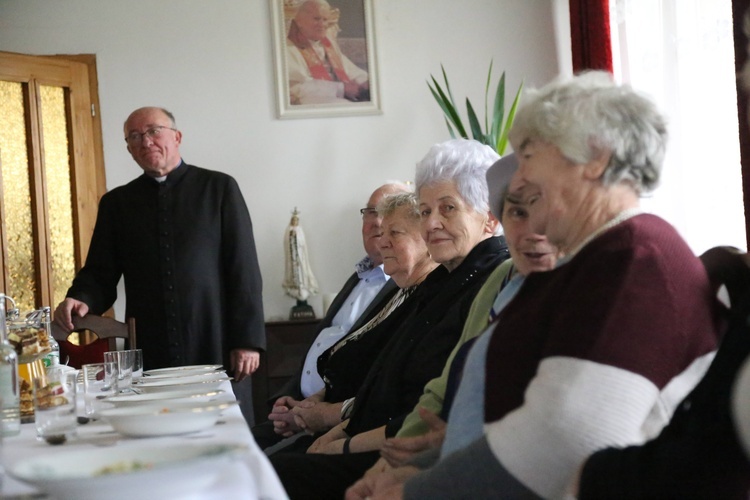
[34,369,78,442]
[129,349,143,380]
[82,362,115,417]
[104,350,135,393]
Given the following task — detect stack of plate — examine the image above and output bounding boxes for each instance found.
[133,365,230,393]
[142,364,224,378]
[98,364,234,438]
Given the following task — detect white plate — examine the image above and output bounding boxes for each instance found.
[105,389,226,407]
[100,400,237,437]
[139,369,226,380]
[143,364,223,377]
[9,441,247,500]
[134,374,230,393]
[136,369,226,381]
[136,372,228,385]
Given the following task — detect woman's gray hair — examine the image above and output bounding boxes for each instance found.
[414,139,499,213]
[377,192,420,221]
[509,71,667,194]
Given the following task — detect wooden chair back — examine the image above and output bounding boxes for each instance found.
[699,246,750,309]
[51,315,136,368]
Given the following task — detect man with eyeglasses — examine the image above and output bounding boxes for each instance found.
[252,182,408,449]
[54,106,265,423]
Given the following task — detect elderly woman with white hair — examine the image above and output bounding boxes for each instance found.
[352,72,723,499]
[271,139,510,499]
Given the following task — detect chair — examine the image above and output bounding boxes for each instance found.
[699,245,750,308]
[51,315,136,369]
[578,247,750,500]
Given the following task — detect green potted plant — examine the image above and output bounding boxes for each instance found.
[428,61,523,155]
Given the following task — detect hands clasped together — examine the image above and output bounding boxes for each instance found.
[268,391,343,439]
[345,408,446,500]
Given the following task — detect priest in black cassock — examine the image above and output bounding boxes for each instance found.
[53,106,265,423]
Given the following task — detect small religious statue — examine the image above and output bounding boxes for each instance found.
[282,207,319,320]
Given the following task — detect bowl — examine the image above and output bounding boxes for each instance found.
[9,441,246,500]
[105,389,226,407]
[100,400,237,437]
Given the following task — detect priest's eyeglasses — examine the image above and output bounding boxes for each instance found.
[125,125,177,145]
[360,207,379,219]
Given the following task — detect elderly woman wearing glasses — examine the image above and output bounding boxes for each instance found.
[270,139,510,499]
[348,72,722,500]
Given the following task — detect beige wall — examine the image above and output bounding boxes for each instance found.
[0,0,562,320]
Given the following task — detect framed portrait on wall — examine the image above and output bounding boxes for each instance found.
[270,0,381,119]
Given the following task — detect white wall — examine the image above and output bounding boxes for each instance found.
[0,0,561,320]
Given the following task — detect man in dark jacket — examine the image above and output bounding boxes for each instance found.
[54,107,265,421]
[252,183,406,448]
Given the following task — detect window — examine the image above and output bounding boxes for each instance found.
[611,0,747,253]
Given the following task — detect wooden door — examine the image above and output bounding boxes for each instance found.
[0,51,104,312]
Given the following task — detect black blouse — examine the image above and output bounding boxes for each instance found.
[345,236,509,437]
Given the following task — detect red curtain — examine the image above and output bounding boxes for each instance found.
[733,0,750,249]
[569,0,613,73]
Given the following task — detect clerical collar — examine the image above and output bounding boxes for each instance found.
[152,160,184,184]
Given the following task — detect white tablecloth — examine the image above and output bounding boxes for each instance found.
[0,381,289,499]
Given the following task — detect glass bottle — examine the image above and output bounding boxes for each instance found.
[0,294,21,436]
[41,307,59,368]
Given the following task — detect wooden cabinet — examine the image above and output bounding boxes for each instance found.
[252,319,320,424]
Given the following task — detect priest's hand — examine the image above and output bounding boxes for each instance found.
[230,348,260,381]
[53,298,89,333]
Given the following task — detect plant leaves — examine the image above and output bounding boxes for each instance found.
[428,77,467,138]
[441,64,458,112]
[484,60,494,134]
[490,72,507,149]
[466,98,484,143]
[497,80,524,154]
[429,63,523,152]
[444,117,457,139]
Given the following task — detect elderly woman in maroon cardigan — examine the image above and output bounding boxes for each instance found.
[349,72,723,500]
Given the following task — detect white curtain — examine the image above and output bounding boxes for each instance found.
[611,0,747,254]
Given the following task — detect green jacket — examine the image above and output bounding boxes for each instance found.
[397,258,515,437]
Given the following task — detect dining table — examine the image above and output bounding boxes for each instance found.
[0,379,289,499]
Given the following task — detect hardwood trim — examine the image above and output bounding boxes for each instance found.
[54,54,106,201]
[24,72,50,307]
[66,59,99,268]
[0,152,6,294]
